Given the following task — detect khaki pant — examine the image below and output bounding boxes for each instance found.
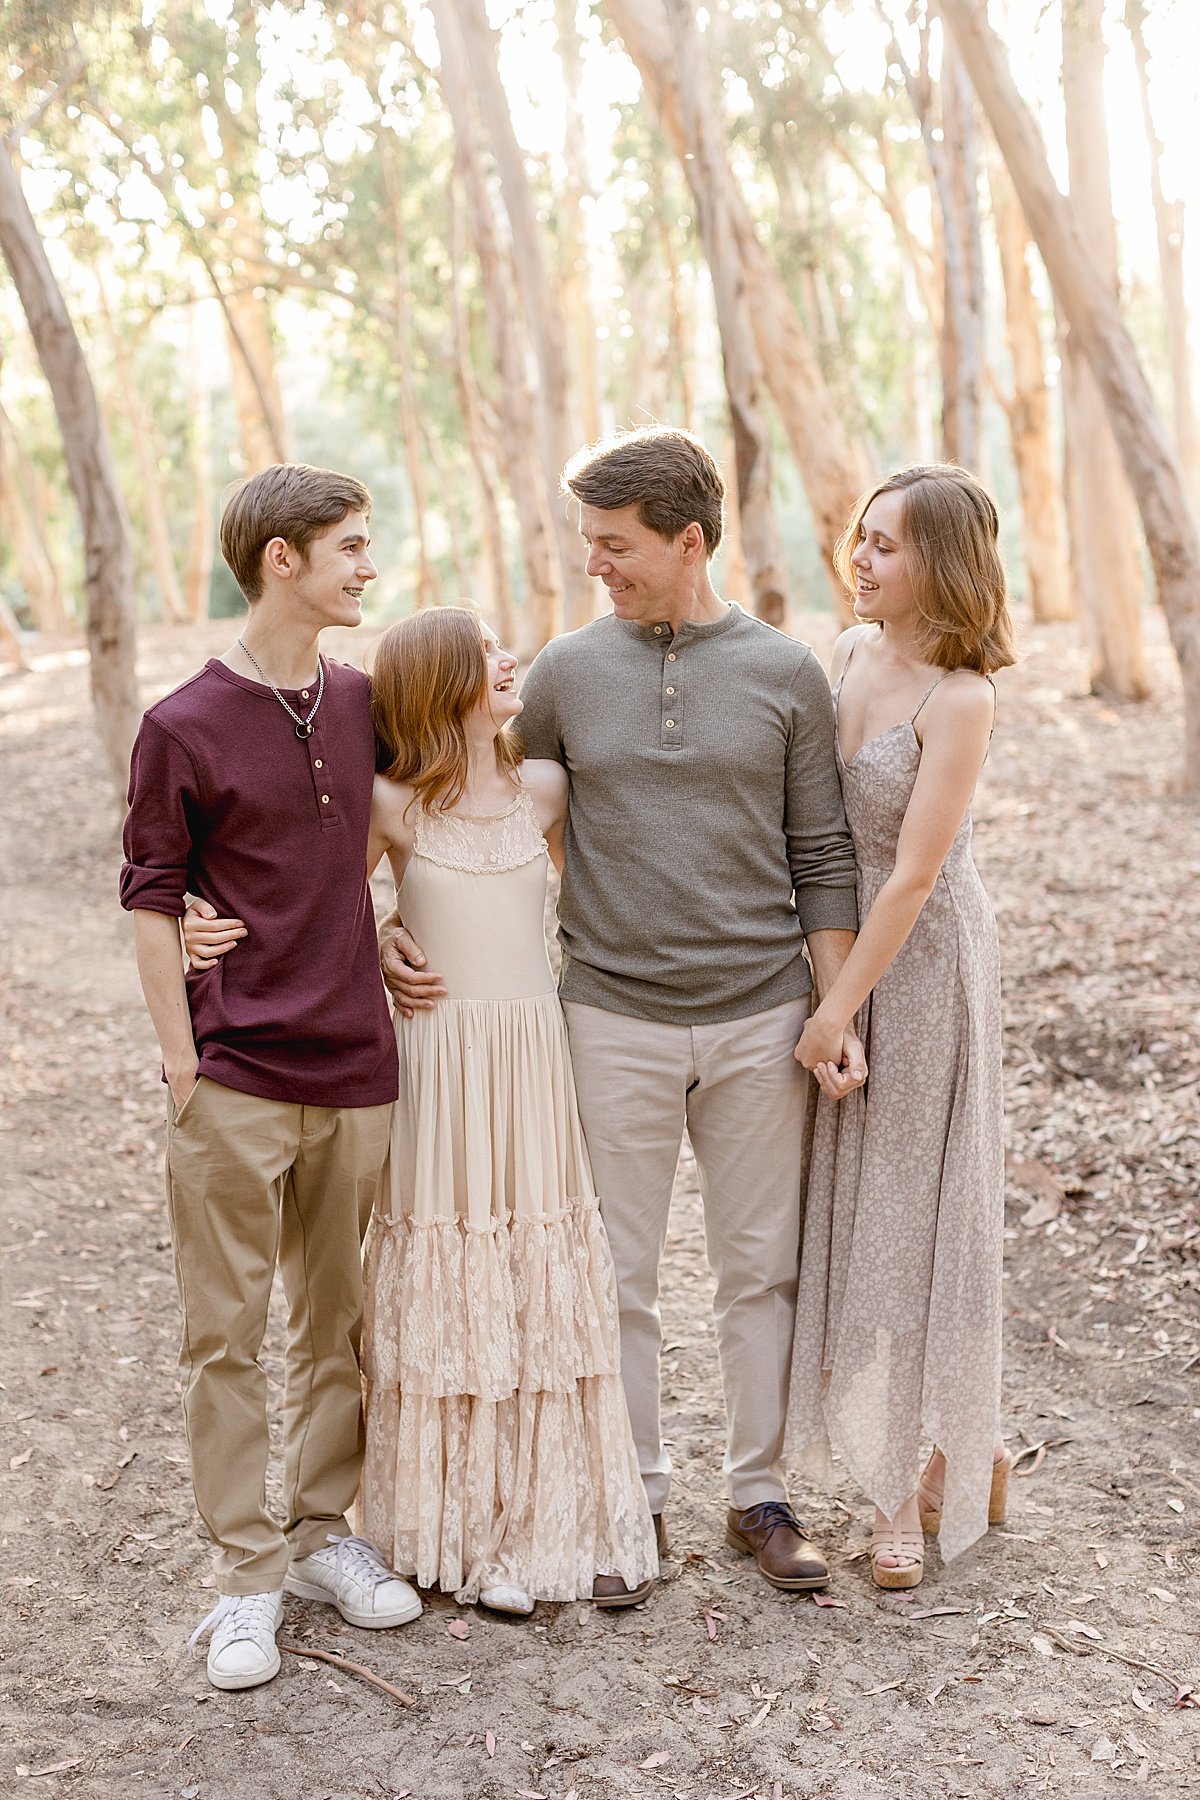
[563,998,811,1513]
[165,1077,392,1593]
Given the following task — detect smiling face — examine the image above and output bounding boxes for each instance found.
[848,490,916,627]
[579,501,700,628]
[477,622,521,726]
[284,508,377,630]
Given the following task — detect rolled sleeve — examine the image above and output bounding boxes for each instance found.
[513,644,565,764]
[119,715,199,917]
[786,652,859,937]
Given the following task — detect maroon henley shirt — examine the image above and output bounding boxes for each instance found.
[120,656,398,1108]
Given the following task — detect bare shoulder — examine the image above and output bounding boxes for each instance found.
[922,669,996,737]
[829,623,873,684]
[371,772,417,843]
[519,757,568,805]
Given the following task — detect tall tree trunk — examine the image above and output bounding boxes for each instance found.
[0,147,140,791]
[225,214,290,472]
[939,39,984,468]
[452,0,593,630]
[1060,0,1148,700]
[664,0,787,625]
[0,395,69,633]
[892,22,983,468]
[184,306,214,623]
[429,0,562,651]
[1126,0,1200,509]
[554,0,601,448]
[381,143,437,612]
[606,0,869,607]
[939,0,1200,788]
[987,159,1073,623]
[97,280,187,623]
[448,173,514,646]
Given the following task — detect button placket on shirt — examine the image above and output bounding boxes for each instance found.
[659,630,682,750]
[304,725,339,825]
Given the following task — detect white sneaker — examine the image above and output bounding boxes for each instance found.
[478,1582,535,1617]
[285,1533,422,1629]
[189,1590,283,1691]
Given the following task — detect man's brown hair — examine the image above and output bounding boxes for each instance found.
[219,463,372,601]
[561,427,725,555]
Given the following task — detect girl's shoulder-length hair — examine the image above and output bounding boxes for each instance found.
[835,464,1017,675]
[369,605,522,816]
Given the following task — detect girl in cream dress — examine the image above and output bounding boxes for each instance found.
[360,608,657,1614]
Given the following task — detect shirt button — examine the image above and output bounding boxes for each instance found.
[314,759,323,769]
[667,652,677,662]
[321,794,330,804]
[666,686,675,695]
[301,690,310,699]
[653,626,662,635]
[665,720,675,729]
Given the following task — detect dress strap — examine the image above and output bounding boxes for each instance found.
[833,624,873,700]
[910,673,949,726]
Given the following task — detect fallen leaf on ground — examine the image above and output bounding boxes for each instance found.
[862,1680,903,1696]
[907,1605,970,1620]
[639,1750,671,1769]
[8,1447,32,1470]
[1148,1587,1177,1603]
[812,1593,847,1609]
[1090,1736,1117,1763]
[446,1618,470,1641]
[1130,1687,1154,1712]
[23,1762,85,1778]
[484,1730,495,1757]
[1030,1633,1055,1656]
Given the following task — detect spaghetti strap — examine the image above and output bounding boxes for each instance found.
[910,673,948,726]
[833,624,873,699]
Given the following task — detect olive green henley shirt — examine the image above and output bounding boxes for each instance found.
[515,601,859,1025]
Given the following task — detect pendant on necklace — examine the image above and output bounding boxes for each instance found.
[296,721,314,739]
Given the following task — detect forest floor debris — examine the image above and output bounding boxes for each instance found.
[1,612,1198,1798]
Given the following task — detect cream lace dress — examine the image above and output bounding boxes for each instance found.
[359,788,658,1603]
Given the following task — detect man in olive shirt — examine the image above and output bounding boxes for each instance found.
[385,428,863,1602]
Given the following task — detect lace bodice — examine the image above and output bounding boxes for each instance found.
[412,789,546,874]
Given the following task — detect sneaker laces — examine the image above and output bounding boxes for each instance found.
[316,1533,394,1596]
[737,1500,808,1540]
[188,1590,278,1654]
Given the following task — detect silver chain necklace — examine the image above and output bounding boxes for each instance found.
[237,638,325,738]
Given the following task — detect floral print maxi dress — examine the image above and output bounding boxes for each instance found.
[786,646,1006,1562]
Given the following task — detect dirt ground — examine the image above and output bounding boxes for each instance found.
[1,612,1198,1800]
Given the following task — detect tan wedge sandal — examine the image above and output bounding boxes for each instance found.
[917,1451,1013,1536]
[870,1517,925,1591]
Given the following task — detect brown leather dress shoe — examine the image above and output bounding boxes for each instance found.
[592,1513,666,1609]
[725,1501,828,1591]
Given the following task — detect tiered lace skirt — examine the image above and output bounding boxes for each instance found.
[359,991,658,1602]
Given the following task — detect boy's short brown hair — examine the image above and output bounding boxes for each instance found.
[561,427,725,556]
[220,463,372,601]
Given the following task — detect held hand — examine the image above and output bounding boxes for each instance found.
[796,1016,868,1103]
[380,924,447,1018]
[816,1026,868,1101]
[182,898,247,970]
[794,1007,846,1074]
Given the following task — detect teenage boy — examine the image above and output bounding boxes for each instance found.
[383,428,865,1603]
[121,464,420,1690]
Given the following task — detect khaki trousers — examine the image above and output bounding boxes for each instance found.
[563,997,811,1513]
[164,1077,392,1593]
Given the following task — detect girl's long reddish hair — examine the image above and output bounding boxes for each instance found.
[370,606,522,814]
